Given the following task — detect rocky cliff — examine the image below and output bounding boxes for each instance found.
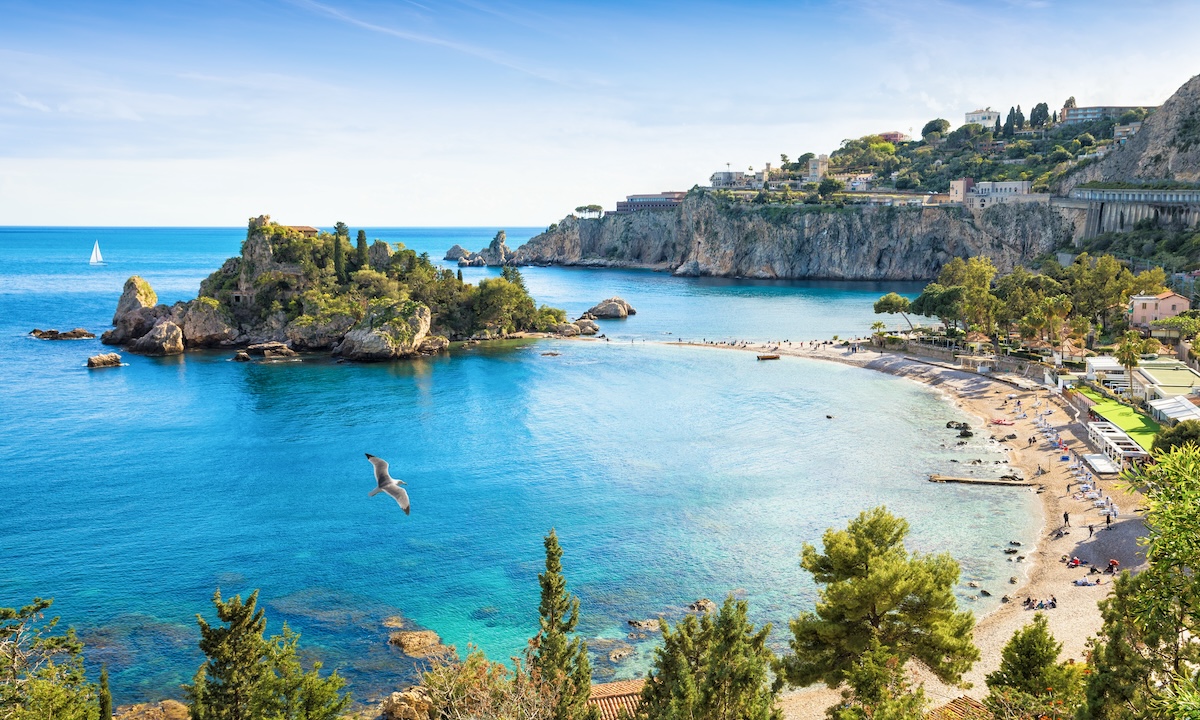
[1062,73,1200,192]
[513,194,1076,280]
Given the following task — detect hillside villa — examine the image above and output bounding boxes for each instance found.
[1128,290,1190,328]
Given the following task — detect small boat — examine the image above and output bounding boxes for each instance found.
[757,354,780,361]
[89,241,105,265]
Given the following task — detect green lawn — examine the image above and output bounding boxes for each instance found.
[1077,386,1161,451]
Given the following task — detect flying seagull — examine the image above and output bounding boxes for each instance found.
[365,453,410,515]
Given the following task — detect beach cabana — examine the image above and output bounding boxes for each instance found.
[1081,453,1121,475]
[1087,421,1151,466]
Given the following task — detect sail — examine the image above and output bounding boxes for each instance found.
[90,241,103,265]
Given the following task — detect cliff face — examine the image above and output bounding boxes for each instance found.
[1062,73,1200,192]
[514,195,1076,280]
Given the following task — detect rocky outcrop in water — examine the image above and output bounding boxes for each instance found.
[587,297,636,318]
[87,352,122,368]
[512,194,1074,280]
[1062,73,1200,192]
[30,328,94,340]
[458,230,515,267]
[380,688,432,720]
[131,321,184,356]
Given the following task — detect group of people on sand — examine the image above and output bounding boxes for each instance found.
[1023,595,1058,610]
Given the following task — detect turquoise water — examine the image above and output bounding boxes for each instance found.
[0,227,1039,703]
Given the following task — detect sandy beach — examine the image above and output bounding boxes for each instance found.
[668,338,1149,718]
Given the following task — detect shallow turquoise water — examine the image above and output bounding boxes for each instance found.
[0,227,1039,702]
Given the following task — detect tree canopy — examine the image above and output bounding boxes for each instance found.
[779,507,979,690]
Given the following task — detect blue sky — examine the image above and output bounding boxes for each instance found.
[1,0,1199,226]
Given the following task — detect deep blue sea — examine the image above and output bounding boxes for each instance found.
[0,226,1039,704]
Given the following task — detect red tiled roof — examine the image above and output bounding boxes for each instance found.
[1156,290,1185,300]
[284,225,320,235]
[589,679,644,720]
[925,696,989,720]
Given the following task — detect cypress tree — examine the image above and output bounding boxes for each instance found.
[638,614,703,719]
[356,230,369,270]
[530,529,596,720]
[333,235,346,284]
[457,268,463,283]
[994,115,1001,135]
[986,613,1065,697]
[99,665,112,719]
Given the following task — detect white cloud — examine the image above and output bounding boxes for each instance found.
[12,92,49,112]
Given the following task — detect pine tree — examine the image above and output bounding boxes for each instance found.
[0,597,98,720]
[186,590,271,720]
[780,507,979,691]
[637,597,779,720]
[264,624,351,720]
[828,638,926,720]
[530,529,596,720]
[987,613,1074,697]
[355,230,369,270]
[99,665,112,719]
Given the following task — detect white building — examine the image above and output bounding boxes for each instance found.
[949,178,1047,210]
[965,108,1000,127]
[804,154,829,184]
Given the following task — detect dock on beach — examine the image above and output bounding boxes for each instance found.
[928,474,1037,487]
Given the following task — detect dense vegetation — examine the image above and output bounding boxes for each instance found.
[876,253,1168,346]
[1071,220,1200,273]
[199,219,565,341]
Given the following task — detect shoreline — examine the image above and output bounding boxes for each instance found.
[659,338,1148,717]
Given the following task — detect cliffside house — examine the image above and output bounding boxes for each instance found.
[284,225,320,237]
[610,191,687,214]
[1128,291,1190,328]
[1060,105,1156,125]
[831,172,875,191]
[964,108,1000,127]
[1114,121,1144,144]
[588,679,644,720]
[876,130,910,144]
[949,178,1048,210]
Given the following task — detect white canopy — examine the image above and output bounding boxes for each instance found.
[1149,395,1200,422]
[1082,453,1121,475]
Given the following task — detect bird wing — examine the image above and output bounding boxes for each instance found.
[366,454,392,486]
[382,483,411,516]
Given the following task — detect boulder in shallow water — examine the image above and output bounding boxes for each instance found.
[87,353,122,368]
[687,598,717,614]
[574,318,600,335]
[554,322,580,337]
[380,688,432,720]
[233,351,251,362]
[444,244,470,261]
[131,322,184,356]
[587,297,637,319]
[418,335,449,354]
[333,301,431,361]
[246,341,295,357]
[388,629,447,657]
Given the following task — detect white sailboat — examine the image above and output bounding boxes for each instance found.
[89,241,104,265]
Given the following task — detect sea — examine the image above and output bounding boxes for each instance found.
[0,226,1041,703]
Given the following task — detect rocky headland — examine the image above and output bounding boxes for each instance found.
[508,192,1075,280]
[101,216,569,361]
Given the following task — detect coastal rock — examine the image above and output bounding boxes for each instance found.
[388,629,447,657]
[130,321,185,356]
[457,255,487,267]
[285,312,356,351]
[380,688,432,720]
[512,194,1074,280]
[87,352,122,368]
[687,598,717,614]
[112,276,158,325]
[555,322,581,337]
[417,335,450,354]
[444,244,470,261]
[233,351,251,362]
[382,615,406,629]
[333,301,431,361]
[478,230,515,266]
[628,619,661,632]
[575,319,600,335]
[369,239,394,271]
[180,298,236,348]
[587,297,636,319]
[30,328,95,340]
[246,341,295,357]
[608,645,634,663]
[114,700,189,720]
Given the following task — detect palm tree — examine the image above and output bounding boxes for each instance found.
[1115,330,1156,399]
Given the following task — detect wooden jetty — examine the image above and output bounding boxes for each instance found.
[928,474,1036,487]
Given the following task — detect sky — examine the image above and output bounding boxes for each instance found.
[1,0,1199,226]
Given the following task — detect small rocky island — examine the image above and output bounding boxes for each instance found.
[102,215,571,361]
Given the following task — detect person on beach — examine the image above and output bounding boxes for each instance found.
[1089,524,1094,537]
[1063,511,1070,526]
